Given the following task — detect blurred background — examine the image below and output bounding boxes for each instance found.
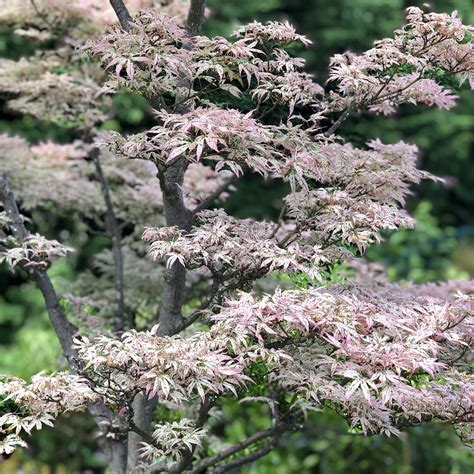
[0,0,473,472]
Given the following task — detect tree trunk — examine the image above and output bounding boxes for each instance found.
[156,160,193,336]
[127,393,157,471]
[102,439,128,474]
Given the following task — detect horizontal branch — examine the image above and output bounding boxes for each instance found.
[212,441,275,474]
[189,426,275,473]
[190,406,304,473]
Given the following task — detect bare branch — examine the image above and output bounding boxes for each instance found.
[0,171,77,361]
[109,0,133,31]
[212,441,275,474]
[179,278,221,331]
[192,174,238,215]
[269,202,287,239]
[91,148,126,332]
[29,0,54,30]
[325,107,352,137]
[186,0,207,35]
[190,427,276,473]
[190,407,304,473]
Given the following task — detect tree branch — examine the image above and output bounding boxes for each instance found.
[178,278,221,332]
[29,0,55,30]
[1,171,130,472]
[190,407,304,473]
[189,426,277,473]
[170,397,216,473]
[0,172,78,361]
[269,202,287,239]
[109,0,133,31]
[192,174,237,215]
[212,441,275,473]
[91,148,126,332]
[325,73,423,137]
[325,107,352,136]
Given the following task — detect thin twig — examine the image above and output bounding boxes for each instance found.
[178,278,221,332]
[277,226,300,248]
[30,0,55,30]
[91,148,126,332]
[375,74,422,103]
[269,202,287,239]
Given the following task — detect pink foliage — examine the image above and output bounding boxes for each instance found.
[327,7,473,113]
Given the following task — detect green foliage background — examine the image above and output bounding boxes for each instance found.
[0,0,473,472]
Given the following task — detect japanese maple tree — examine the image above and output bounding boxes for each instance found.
[0,1,473,473]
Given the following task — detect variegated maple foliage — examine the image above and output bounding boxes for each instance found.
[0,1,472,473]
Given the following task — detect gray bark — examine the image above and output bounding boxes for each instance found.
[126,161,193,471]
[89,403,129,474]
[109,0,133,31]
[155,161,193,337]
[127,393,157,470]
[101,439,128,474]
[186,0,207,36]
